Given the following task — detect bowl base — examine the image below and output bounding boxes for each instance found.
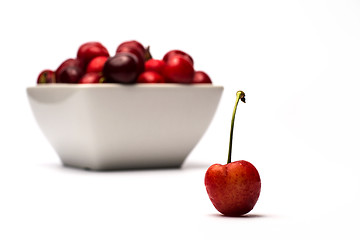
[61,160,184,171]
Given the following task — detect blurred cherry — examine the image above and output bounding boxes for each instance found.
[193,71,212,84]
[137,71,165,83]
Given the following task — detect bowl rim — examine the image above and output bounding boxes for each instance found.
[27,83,224,90]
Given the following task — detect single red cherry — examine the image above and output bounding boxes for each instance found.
[103,52,141,84]
[117,40,145,55]
[116,45,145,60]
[163,55,195,84]
[205,91,261,217]
[55,58,84,82]
[145,59,166,75]
[116,45,145,72]
[57,66,84,83]
[77,42,109,67]
[79,72,103,84]
[205,160,261,216]
[193,71,212,84]
[37,69,56,84]
[137,71,165,83]
[163,50,194,66]
[86,56,108,73]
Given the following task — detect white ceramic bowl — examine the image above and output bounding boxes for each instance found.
[27,84,223,170]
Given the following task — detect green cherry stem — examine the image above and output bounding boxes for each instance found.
[227,91,246,164]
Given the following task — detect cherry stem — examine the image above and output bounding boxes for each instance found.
[227,91,246,164]
[144,46,152,61]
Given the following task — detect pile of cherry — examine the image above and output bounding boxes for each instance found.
[37,41,212,85]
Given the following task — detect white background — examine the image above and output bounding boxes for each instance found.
[1,0,360,239]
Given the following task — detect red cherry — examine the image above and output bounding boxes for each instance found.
[55,58,84,82]
[116,45,145,60]
[57,66,84,83]
[204,91,261,216]
[205,160,261,216]
[37,69,56,84]
[145,59,166,75]
[79,72,103,84]
[77,42,109,67]
[103,52,141,84]
[86,56,108,73]
[163,50,194,66]
[116,45,145,72]
[117,40,145,54]
[163,55,194,84]
[137,71,165,84]
[193,71,212,84]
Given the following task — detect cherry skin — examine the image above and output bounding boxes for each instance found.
[86,56,108,73]
[55,58,84,82]
[163,50,194,66]
[37,69,56,84]
[137,71,165,83]
[116,45,145,60]
[116,45,145,72]
[163,55,194,84]
[79,72,103,84]
[103,52,141,84]
[117,40,145,55]
[77,42,109,67]
[57,66,84,83]
[78,41,103,48]
[193,71,212,84]
[145,59,166,75]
